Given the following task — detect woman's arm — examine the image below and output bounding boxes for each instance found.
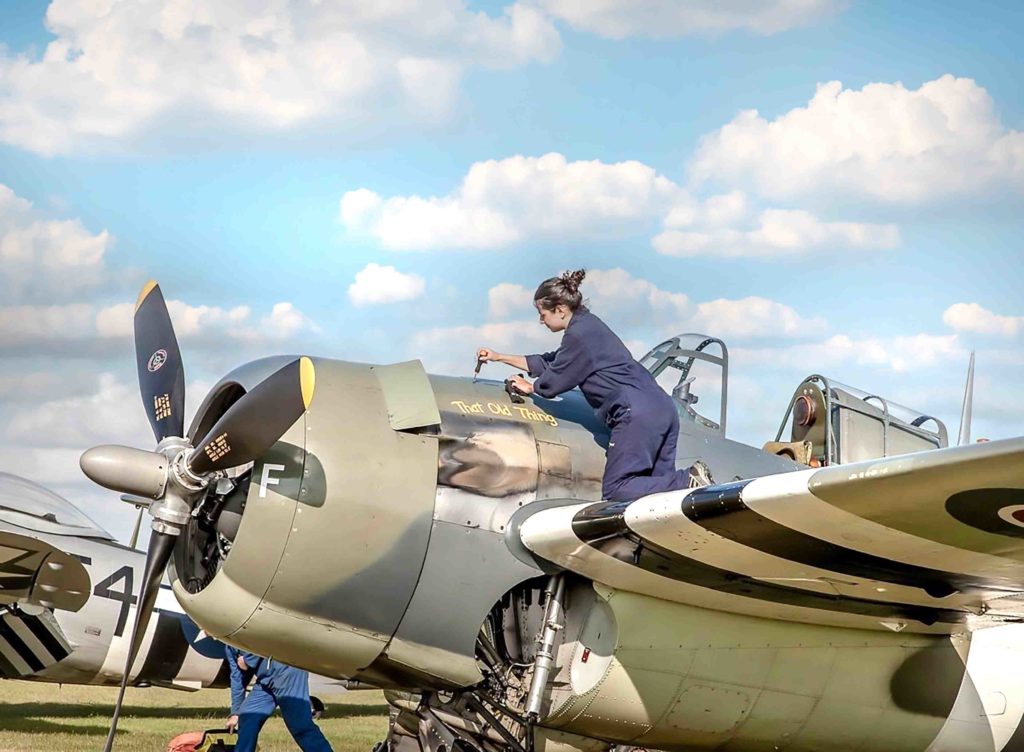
[530,331,591,398]
[477,349,529,371]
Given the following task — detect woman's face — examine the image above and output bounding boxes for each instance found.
[536,302,570,332]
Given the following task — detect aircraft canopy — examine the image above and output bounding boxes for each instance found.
[0,472,114,540]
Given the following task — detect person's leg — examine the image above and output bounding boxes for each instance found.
[276,666,334,752]
[604,401,693,501]
[280,696,334,752]
[602,412,685,501]
[650,409,680,477]
[236,684,275,752]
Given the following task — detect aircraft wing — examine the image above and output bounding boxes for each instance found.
[0,527,92,612]
[518,436,1024,634]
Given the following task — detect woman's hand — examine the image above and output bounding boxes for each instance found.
[477,347,501,363]
[510,374,534,395]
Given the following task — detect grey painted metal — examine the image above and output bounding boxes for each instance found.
[79,445,168,500]
[379,520,544,686]
[374,360,443,431]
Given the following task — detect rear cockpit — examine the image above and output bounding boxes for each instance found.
[769,375,947,466]
[638,334,947,468]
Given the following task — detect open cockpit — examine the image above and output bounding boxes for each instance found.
[641,332,948,468]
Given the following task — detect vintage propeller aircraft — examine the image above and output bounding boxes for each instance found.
[0,471,231,689]
[81,281,1024,752]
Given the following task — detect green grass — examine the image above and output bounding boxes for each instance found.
[0,680,388,751]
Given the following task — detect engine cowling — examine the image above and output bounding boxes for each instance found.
[170,356,606,688]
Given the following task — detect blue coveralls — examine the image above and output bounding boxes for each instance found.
[526,307,690,502]
[226,645,333,752]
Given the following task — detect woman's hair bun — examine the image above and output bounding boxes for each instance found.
[535,268,586,312]
[559,268,586,295]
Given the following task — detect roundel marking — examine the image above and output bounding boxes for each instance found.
[997,505,1024,529]
[148,349,168,372]
[945,488,1024,538]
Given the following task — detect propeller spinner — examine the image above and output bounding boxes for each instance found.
[79,281,314,751]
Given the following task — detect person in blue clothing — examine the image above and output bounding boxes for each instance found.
[477,269,710,502]
[224,644,333,752]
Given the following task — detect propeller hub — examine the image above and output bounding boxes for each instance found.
[80,445,168,499]
[170,448,209,492]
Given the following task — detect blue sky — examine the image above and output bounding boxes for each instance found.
[0,0,1021,540]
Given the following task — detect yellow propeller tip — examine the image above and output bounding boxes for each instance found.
[135,280,159,313]
[300,357,315,409]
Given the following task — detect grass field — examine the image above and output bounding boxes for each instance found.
[0,680,388,751]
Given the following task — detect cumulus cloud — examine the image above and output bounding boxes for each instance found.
[690,75,1024,203]
[412,320,560,375]
[347,263,426,306]
[341,156,904,258]
[737,333,966,373]
[943,302,1022,338]
[584,268,691,327]
[484,270,824,341]
[688,296,827,338]
[654,204,900,257]
[0,298,316,354]
[489,283,533,318]
[0,0,560,155]
[0,303,96,348]
[340,153,682,250]
[0,183,111,300]
[5,373,151,449]
[538,0,844,38]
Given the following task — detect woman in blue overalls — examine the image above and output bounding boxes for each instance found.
[477,269,709,502]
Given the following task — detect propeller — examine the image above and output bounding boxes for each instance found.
[134,281,185,442]
[79,281,315,751]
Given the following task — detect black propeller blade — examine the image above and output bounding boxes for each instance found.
[188,356,315,475]
[91,282,318,750]
[102,530,177,752]
[134,281,185,443]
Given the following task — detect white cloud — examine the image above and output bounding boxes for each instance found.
[343,161,900,259]
[736,333,966,373]
[1,298,315,353]
[485,270,824,341]
[537,0,844,38]
[690,75,1024,203]
[0,0,560,155]
[688,296,827,338]
[489,283,533,318]
[347,263,426,306]
[94,298,316,342]
[0,303,96,347]
[412,320,560,375]
[5,373,151,449]
[584,268,691,327]
[340,152,681,250]
[261,302,316,338]
[654,206,899,257]
[0,183,111,300]
[943,302,1022,338]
